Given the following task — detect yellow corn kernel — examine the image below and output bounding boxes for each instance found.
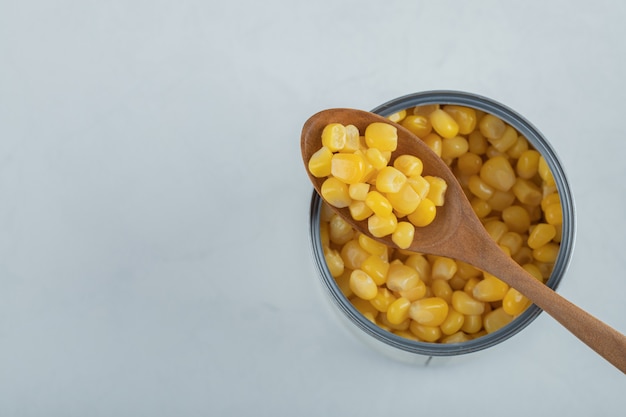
[394,330,420,341]
[365,122,398,152]
[404,254,431,283]
[375,166,407,193]
[528,223,557,249]
[365,190,393,217]
[457,152,483,176]
[398,279,427,301]
[443,105,477,135]
[407,175,431,200]
[393,155,424,177]
[340,239,370,270]
[340,124,361,153]
[334,270,353,298]
[512,247,533,267]
[501,205,532,234]
[323,247,344,277]
[358,233,387,256]
[468,175,495,200]
[400,114,433,138]
[488,125,518,152]
[370,287,397,313]
[502,287,530,316]
[470,197,492,219]
[479,114,506,140]
[541,193,561,211]
[378,313,410,331]
[516,149,541,179]
[470,332,489,341]
[473,273,509,302]
[348,201,371,221]
[386,297,412,324]
[361,255,389,286]
[441,136,469,161]
[485,146,506,160]
[455,261,481,280]
[544,202,563,226]
[386,262,421,292]
[364,147,389,171]
[431,279,453,304]
[351,296,379,318]
[499,231,523,255]
[461,314,483,334]
[321,177,352,208]
[413,104,439,116]
[392,221,415,249]
[440,308,465,335]
[349,269,378,300]
[387,109,407,123]
[534,261,553,281]
[468,130,488,155]
[329,214,354,245]
[422,132,443,157]
[367,213,398,238]
[512,178,542,206]
[463,276,481,295]
[553,223,563,243]
[321,123,347,151]
[386,183,422,216]
[409,297,449,326]
[348,182,370,201]
[308,146,333,178]
[441,331,471,344]
[532,242,560,263]
[407,198,437,227]
[452,290,485,315]
[479,155,516,191]
[409,321,442,342]
[361,311,377,324]
[483,307,514,333]
[487,190,516,211]
[538,156,556,186]
[484,219,508,243]
[359,157,377,184]
[424,176,447,206]
[507,135,529,159]
[431,257,458,281]
[448,274,467,291]
[430,109,459,139]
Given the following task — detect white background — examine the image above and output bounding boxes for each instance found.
[1,1,625,415]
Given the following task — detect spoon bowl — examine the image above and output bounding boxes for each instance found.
[302,107,626,373]
[302,108,466,255]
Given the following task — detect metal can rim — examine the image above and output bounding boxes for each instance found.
[309,90,576,357]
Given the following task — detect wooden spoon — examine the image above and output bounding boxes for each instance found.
[301,108,626,374]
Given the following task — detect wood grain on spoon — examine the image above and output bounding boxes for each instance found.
[301,108,626,374]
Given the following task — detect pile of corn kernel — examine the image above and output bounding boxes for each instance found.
[318,104,563,343]
[308,121,447,249]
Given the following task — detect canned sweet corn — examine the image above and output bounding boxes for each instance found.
[308,91,575,363]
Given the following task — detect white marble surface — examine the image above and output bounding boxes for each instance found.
[1,1,625,415]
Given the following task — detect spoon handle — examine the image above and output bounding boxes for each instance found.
[464,232,626,374]
[504,261,626,374]
[434,208,626,374]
